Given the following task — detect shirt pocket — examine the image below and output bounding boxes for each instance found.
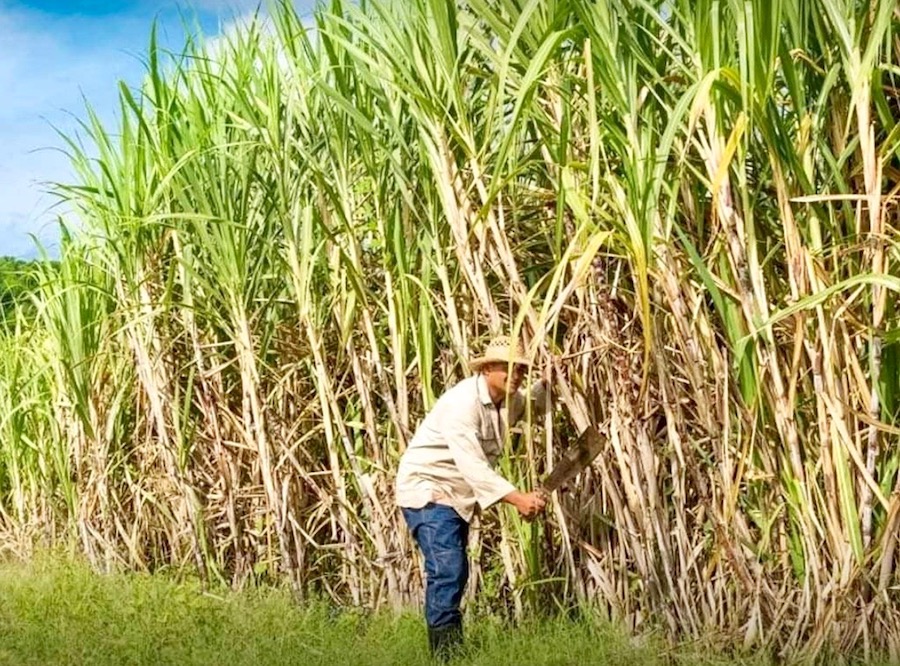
[477,424,502,463]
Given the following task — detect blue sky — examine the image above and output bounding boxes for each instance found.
[0,0,319,259]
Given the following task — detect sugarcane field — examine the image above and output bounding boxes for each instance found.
[2,0,900,663]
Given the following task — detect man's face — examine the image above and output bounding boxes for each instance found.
[484,362,528,399]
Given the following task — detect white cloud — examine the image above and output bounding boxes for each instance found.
[0,5,171,258]
[188,0,268,13]
[188,0,320,17]
[0,0,324,258]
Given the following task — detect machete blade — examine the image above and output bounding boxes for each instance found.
[541,424,603,493]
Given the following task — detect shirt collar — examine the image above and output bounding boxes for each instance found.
[475,373,496,406]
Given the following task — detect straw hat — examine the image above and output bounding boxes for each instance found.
[469,335,531,371]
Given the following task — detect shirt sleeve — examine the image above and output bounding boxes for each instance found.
[529,379,550,414]
[507,379,550,425]
[439,403,516,510]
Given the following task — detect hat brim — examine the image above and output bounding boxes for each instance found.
[469,356,532,371]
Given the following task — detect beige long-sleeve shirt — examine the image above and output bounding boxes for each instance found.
[395,374,548,522]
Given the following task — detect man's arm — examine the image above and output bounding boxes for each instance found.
[442,407,518,510]
[508,372,552,426]
[445,419,547,518]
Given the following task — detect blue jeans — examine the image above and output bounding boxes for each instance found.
[401,503,469,629]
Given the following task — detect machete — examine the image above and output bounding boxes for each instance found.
[540,424,603,494]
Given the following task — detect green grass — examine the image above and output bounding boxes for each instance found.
[0,555,780,666]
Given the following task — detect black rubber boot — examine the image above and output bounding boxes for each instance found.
[427,621,463,662]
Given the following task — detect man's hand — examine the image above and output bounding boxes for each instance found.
[542,362,553,385]
[503,490,547,519]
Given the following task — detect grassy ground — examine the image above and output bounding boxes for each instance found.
[0,554,815,666]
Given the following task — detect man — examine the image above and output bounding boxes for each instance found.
[396,335,549,659]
